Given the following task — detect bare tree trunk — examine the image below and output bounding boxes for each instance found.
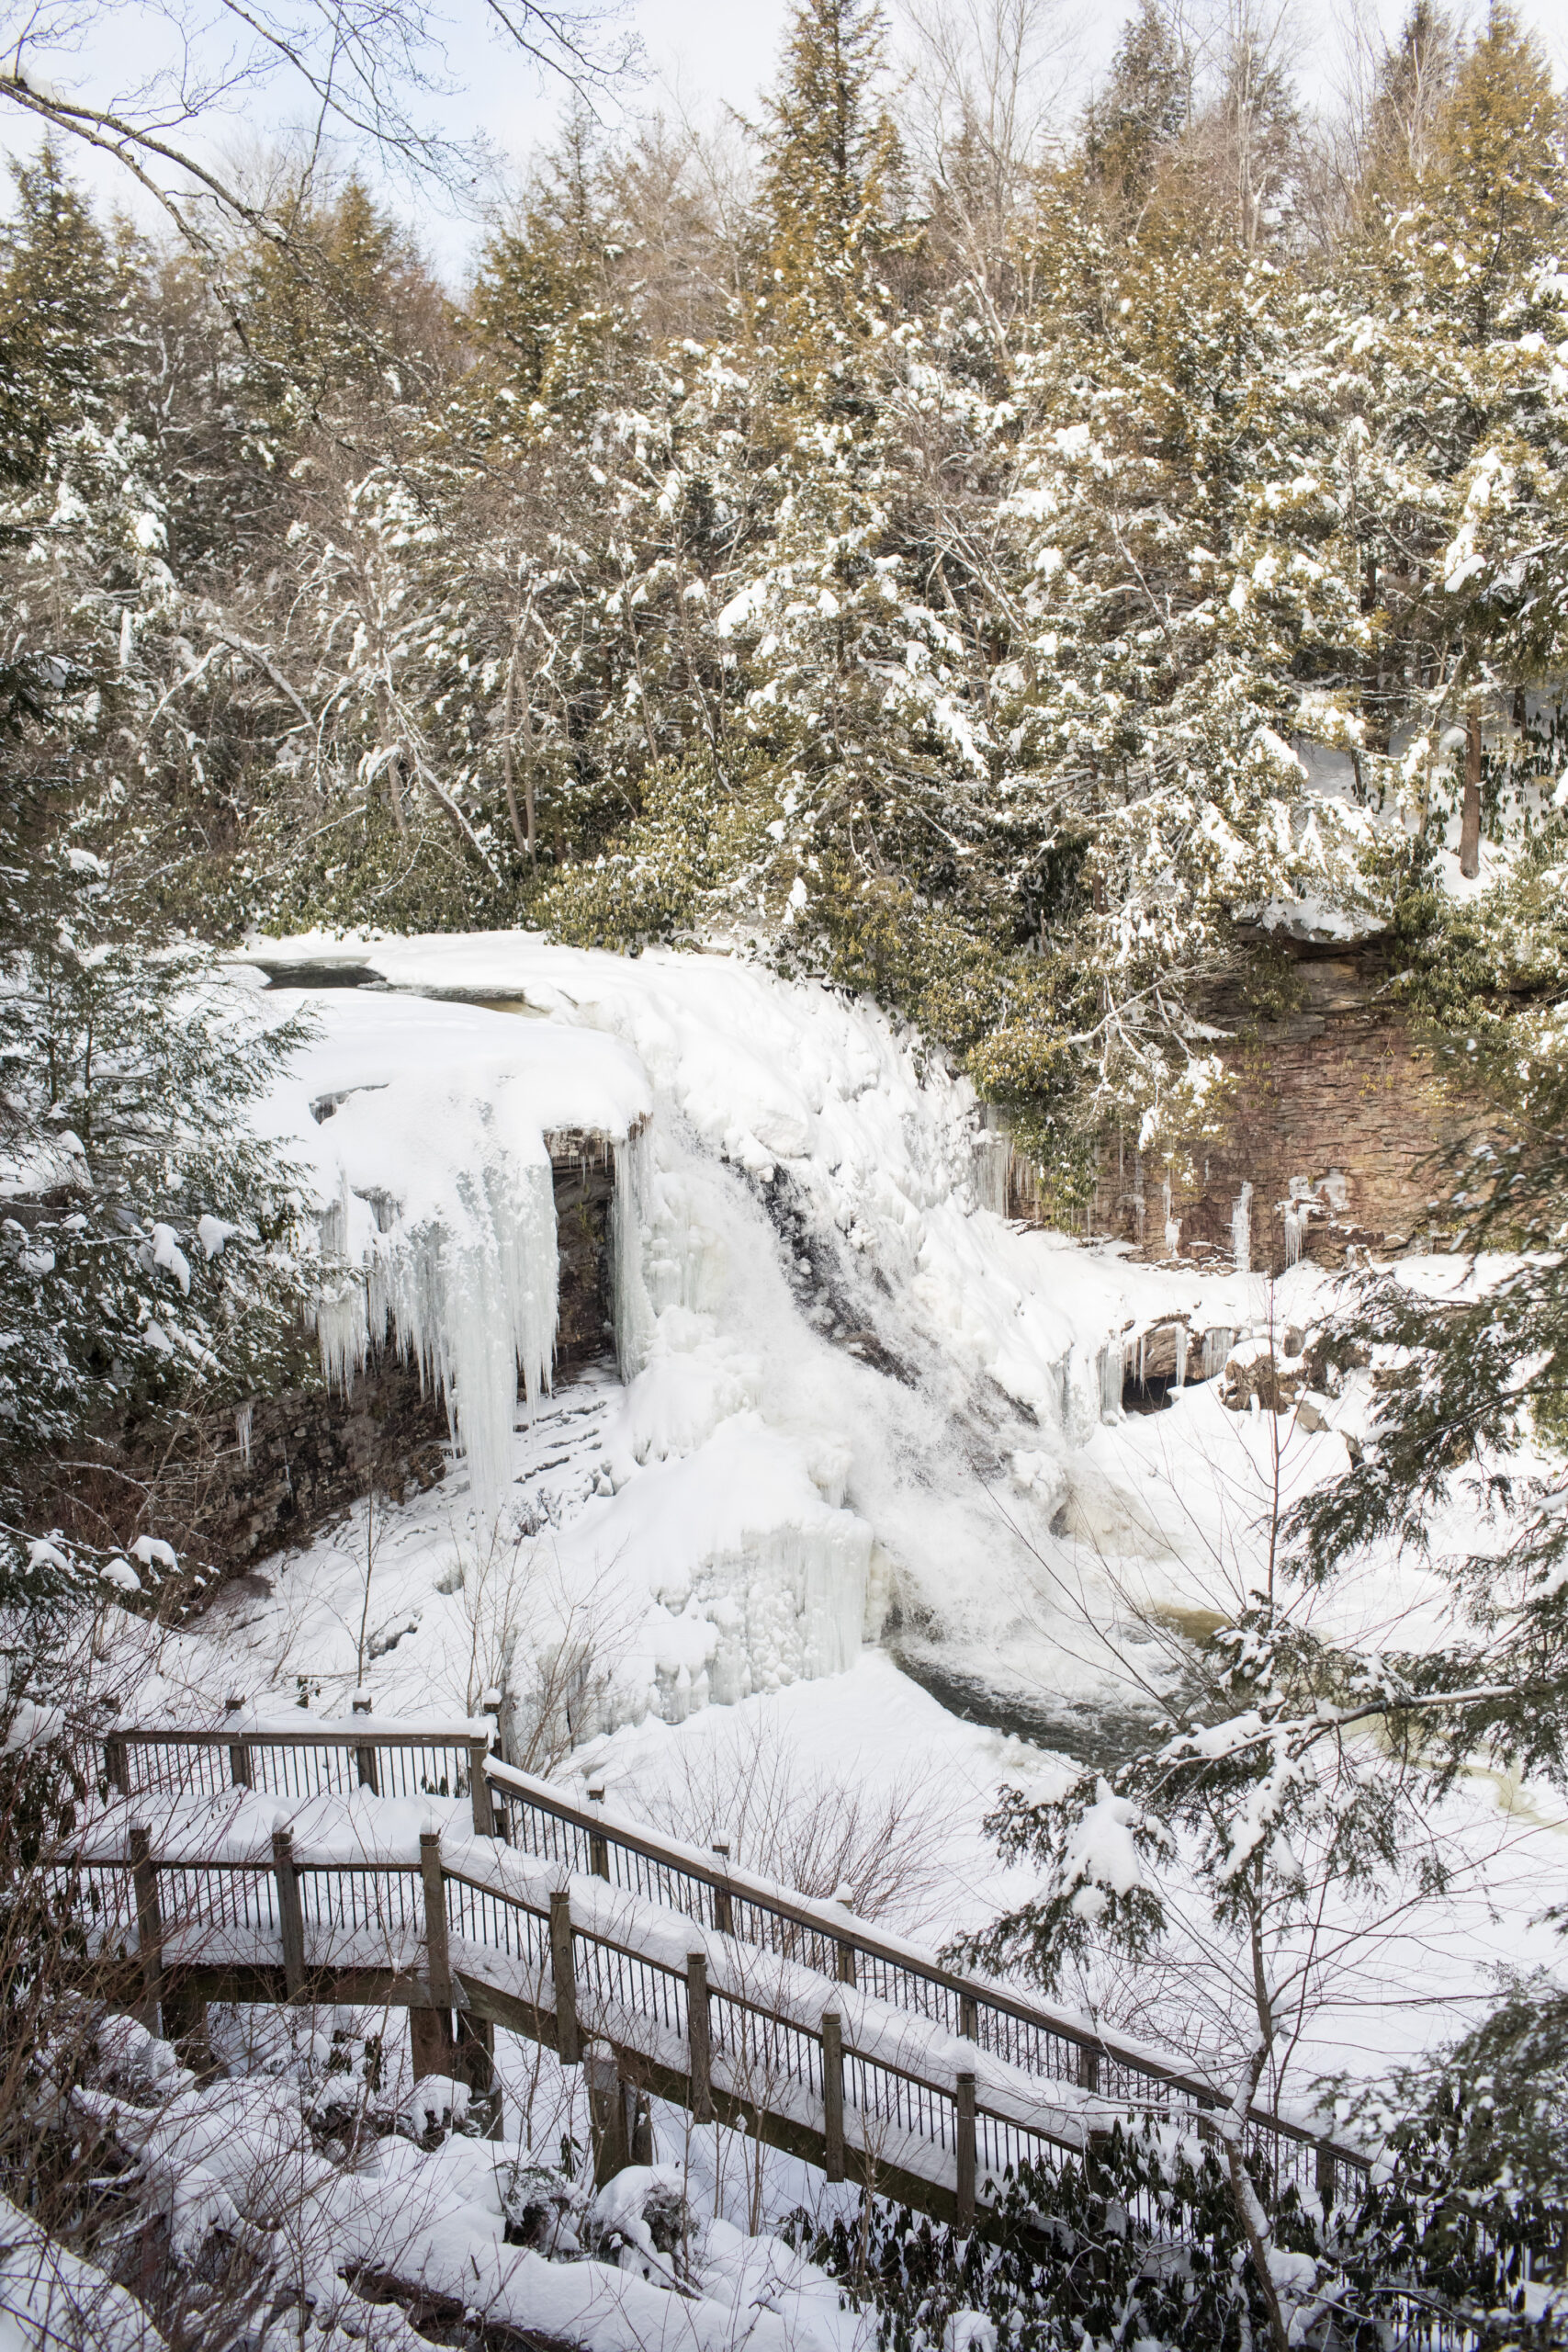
[378,684,407,836]
[1460,715,1483,879]
[1224,1893,1292,2352]
[502,627,530,859]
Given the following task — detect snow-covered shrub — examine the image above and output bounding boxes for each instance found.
[585,2162,696,2290]
[637,1711,964,1930]
[791,2132,1320,2352]
[1337,1976,1568,2339]
[499,2157,584,2253]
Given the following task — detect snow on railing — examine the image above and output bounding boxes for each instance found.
[79,1715,1371,2216]
[93,1711,496,1827]
[480,1755,1368,2199]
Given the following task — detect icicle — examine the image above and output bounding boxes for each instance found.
[1282,1204,1303,1268]
[234,1400,254,1466]
[1231,1182,1253,1274]
[1201,1327,1235,1381]
[1136,1331,1147,1392]
[1174,1324,1190,1388]
[612,1120,658,1379]
[1100,1338,1125,1420]
[1161,1177,1180,1258]
[314,1147,559,1522]
[970,1112,1011,1218]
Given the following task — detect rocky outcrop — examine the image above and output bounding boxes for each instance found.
[1008,936,1461,1275]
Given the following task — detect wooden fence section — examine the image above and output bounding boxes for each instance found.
[88,1714,1372,2222]
[98,1714,495,1830]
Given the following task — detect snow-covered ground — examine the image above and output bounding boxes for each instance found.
[106,933,1566,2117]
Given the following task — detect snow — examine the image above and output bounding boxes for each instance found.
[56,926,1568,2348]
[0,2189,165,2350]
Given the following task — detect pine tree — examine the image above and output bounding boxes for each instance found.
[1427,0,1562,341]
[1080,0,1188,215]
[760,0,899,309]
[1359,2,1460,203]
[238,172,448,424]
[0,141,123,487]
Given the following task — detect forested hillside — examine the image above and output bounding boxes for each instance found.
[6,0,1563,1201]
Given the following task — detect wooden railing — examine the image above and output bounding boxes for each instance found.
[97,1713,495,1829]
[482,1753,1368,2209]
[83,1713,1372,2222]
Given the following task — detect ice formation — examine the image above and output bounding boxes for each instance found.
[256,992,651,1519]
[248,934,1290,1738]
[1232,1181,1253,1273]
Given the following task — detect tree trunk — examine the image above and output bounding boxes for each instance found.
[1460,716,1483,879]
[502,631,529,858]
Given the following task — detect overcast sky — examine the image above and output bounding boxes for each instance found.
[3,0,1565,282]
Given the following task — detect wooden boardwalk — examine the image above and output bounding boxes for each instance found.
[70,1712,1371,2229]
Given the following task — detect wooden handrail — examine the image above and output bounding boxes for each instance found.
[481,1756,1357,2164]
[71,1833,1353,2220]
[105,1723,485,1750]
[91,1718,1370,2179]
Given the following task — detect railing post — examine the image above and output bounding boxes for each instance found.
[271,1828,306,2000]
[959,1992,978,2042]
[468,1741,494,1838]
[226,1696,252,1792]
[821,2011,845,2183]
[586,2040,630,2185]
[457,2012,502,2139]
[420,1830,451,2008]
[1314,2143,1337,2211]
[106,1734,130,1798]
[687,1952,713,2124]
[711,1838,733,1936]
[836,1939,857,1988]
[955,2071,976,2232]
[587,1781,609,1880]
[549,1888,580,2064]
[1077,2040,1101,2095]
[351,1693,378,1794]
[129,1825,161,2031]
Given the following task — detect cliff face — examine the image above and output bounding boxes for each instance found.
[1011,940,1461,1275]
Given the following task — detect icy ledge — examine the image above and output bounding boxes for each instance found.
[255,989,651,1519]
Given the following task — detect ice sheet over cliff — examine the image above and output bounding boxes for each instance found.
[242,933,1321,1743]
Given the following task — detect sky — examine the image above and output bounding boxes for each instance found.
[2,0,1565,282]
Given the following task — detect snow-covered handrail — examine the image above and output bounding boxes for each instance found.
[65,1801,1361,2234]
[481,1756,1361,2173]
[93,1713,496,1835]
[89,1717,1371,2201]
